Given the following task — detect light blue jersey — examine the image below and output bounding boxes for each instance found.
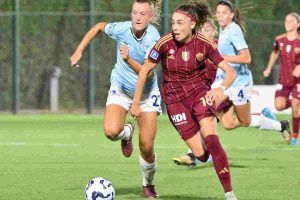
[217,22,253,88]
[104,21,160,97]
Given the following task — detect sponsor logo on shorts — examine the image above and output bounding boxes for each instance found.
[171,112,187,125]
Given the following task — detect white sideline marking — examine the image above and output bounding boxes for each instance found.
[0,142,80,148]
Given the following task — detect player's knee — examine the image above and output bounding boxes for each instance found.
[239,119,251,127]
[222,120,237,130]
[139,141,154,156]
[275,103,286,111]
[103,125,123,141]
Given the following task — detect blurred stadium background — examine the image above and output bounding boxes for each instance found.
[1,0,299,113]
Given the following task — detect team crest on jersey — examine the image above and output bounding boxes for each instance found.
[182,51,190,61]
[150,49,159,60]
[279,42,284,50]
[286,45,292,53]
[196,53,204,61]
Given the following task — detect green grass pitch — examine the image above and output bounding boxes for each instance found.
[0,114,299,200]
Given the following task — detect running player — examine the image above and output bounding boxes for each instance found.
[70,0,162,198]
[263,12,300,146]
[129,2,238,200]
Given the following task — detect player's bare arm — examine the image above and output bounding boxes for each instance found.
[222,48,251,64]
[130,60,156,118]
[263,50,279,77]
[120,44,154,77]
[70,22,108,67]
[206,61,236,102]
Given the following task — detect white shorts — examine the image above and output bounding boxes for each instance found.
[212,80,252,106]
[106,85,162,114]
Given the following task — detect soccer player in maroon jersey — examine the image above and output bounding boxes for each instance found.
[128,2,238,200]
[263,12,300,146]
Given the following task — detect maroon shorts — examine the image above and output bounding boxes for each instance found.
[166,90,216,141]
[275,84,300,99]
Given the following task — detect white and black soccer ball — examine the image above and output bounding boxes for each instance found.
[85,177,115,200]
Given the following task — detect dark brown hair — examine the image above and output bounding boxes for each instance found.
[175,0,212,30]
[217,0,246,33]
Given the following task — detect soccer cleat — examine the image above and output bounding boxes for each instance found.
[280,120,292,145]
[225,191,237,200]
[142,185,159,198]
[121,122,134,157]
[290,138,299,146]
[261,107,277,120]
[173,153,195,166]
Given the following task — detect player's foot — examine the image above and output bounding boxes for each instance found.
[280,120,292,145]
[173,153,198,166]
[142,185,159,198]
[225,191,237,200]
[121,122,134,157]
[290,138,299,146]
[261,107,277,120]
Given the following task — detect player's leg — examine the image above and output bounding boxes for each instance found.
[137,112,159,198]
[274,85,291,111]
[138,89,161,198]
[199,116,236,199]
[290,87,300,145]
[103,87,134,157]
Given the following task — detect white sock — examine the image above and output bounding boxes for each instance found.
[249,114,260,128]
[187,148,192,154]
[139,154,157,186]
[116,124,131,141]
[259,115,282,131]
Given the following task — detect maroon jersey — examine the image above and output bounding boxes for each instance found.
[148,32,224,104]
[274,34,300,86]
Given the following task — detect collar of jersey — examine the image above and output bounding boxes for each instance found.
[130,26,148,41]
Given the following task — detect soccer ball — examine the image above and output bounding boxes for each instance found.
[85,177,115,200]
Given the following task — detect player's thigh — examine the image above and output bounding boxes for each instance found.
[291,98,300,117]
[274,97,289,110]
[137,111,158,147]
[219,106,239,129]
[234,102,251,126]
[199,116,218,138]
[104,104,127,134]
[215,92,229,108]
[184,132,205,157]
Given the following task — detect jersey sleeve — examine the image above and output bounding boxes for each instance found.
[147,39,164,63]
[273,38,280,53]
[230,28,248,51]
[104,22,128,40]
[206,44,224,66]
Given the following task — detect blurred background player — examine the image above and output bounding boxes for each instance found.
[173,1,291,167]
[130,1,238,199]
[263,12,300,146]
[70,0,162,198]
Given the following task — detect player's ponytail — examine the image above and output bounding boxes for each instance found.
[289,12,300,33]
[217,0,246,33]
[175,0,213,30]
[133,0,162,25]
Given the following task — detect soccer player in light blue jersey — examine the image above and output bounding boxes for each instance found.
[70,0,162,198]
[213,0,291,144]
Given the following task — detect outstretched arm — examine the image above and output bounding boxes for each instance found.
[70,22,107,67]
[263,51,279,77]
[130,60,157,118]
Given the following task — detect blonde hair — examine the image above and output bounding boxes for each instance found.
[288,12,300,33]
[133,0,162,25]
